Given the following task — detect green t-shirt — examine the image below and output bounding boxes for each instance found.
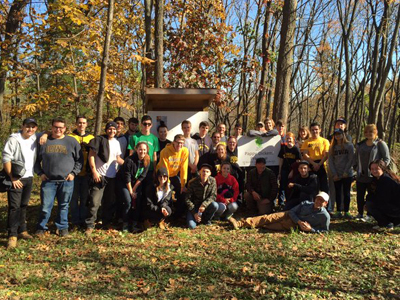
[128,132,160,170]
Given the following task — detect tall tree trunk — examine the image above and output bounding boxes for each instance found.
[154,0,164,88]
[144,0,153,87]
[256,1,272,123]
[0,0,29,123]
[272,0,297,123]
[94,0,115,136]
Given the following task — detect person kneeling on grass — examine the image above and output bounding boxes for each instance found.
[366,159,400,231]
[185,164,219,229]
[214,161,239,220]
[229,191,330,233]
[143,167,173,230]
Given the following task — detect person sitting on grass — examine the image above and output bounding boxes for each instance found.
[229,191,330,233]
[144,167,173,230]
[284,161,318,210]
[245,157,278,215]
[185,164,219,229]
[214,162,239,220]
[366,159,400,231]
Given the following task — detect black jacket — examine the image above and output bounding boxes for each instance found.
[145,183,173,212]
[367,174,400,216]
[121,153,149,184]
[88,135,110,163]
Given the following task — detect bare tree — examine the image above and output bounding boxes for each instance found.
[94,0,115,135]
[272,0,297,123]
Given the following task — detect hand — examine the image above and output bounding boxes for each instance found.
[333,175,340,181]
[194,213,201,223]
[298,221,312,232]
[252,191,261,201]
[288,183,295,188]
[198,206,205,213]
[190,164,197,173]
[66,173,75,181]
[161,207,169,217]
[312,163,320,171]
[130,191,137,199]
[92,171,101,183]
[40,174,49,181]
[39,133,48,145]
[11,178,23,189]
[225,198,232,204]
[181,186,188,193]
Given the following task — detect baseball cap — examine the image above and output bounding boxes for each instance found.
[200,163,213,171]
[316,191,329,202]
[335,118,346,124]
[22,118,38,126]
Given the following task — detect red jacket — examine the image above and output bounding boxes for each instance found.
[215,173,239,204]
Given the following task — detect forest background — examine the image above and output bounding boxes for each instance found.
[1,0,400,151]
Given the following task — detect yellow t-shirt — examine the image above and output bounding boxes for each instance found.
[301,136,330,161]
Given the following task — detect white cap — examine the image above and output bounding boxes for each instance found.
[316,191,329,202]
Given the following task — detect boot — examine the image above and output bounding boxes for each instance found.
[18,231,33,240]
[7,237,17,249]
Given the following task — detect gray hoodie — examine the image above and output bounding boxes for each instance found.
[328,143,354,177]
[354,138,390,181]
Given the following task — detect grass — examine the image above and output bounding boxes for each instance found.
[0,195,399,299]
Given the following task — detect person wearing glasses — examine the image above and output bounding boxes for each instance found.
[34,117,83,238]
[157,134,189,218]
[128,115,159,173]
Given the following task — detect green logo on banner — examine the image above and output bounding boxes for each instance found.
[255,137,263,148]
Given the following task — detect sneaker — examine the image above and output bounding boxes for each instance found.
[35,230,46,237]
[7,237,17,249]
[332,212,343,219]
[57,229,69,237]
[361,215,373,222]
[85,228,94,237]
[228,217,240,230]
[372,225,382,231]
[18,231,33,240]
[386,223,394,230]
[343,212,352,219]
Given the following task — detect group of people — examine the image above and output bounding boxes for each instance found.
[2,114,399,249]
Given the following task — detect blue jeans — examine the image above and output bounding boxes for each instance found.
[37,180,74,231]
[186,202,218,229]
[70,175,89,225]
[215,202,238,219]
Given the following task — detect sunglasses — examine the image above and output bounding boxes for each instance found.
[142,122,152,126]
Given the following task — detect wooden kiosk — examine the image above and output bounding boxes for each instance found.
[145,88,218,140]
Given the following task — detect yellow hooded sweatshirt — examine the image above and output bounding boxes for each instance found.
[157,143,189,188]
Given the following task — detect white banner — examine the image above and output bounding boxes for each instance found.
[237,135,281,167]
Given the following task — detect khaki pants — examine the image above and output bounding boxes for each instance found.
[245,192,272,215]
[239,211,296,231]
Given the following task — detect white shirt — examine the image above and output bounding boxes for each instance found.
[184,137,199,165]
[95,138,122,178]
[16,133,37,178]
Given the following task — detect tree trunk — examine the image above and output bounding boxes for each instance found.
[0,0,29,123]
[256,1,272,123]
[272,0,297,123]
[144,0,153,87]
[154,0,164,88]
[94,0,115,136]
